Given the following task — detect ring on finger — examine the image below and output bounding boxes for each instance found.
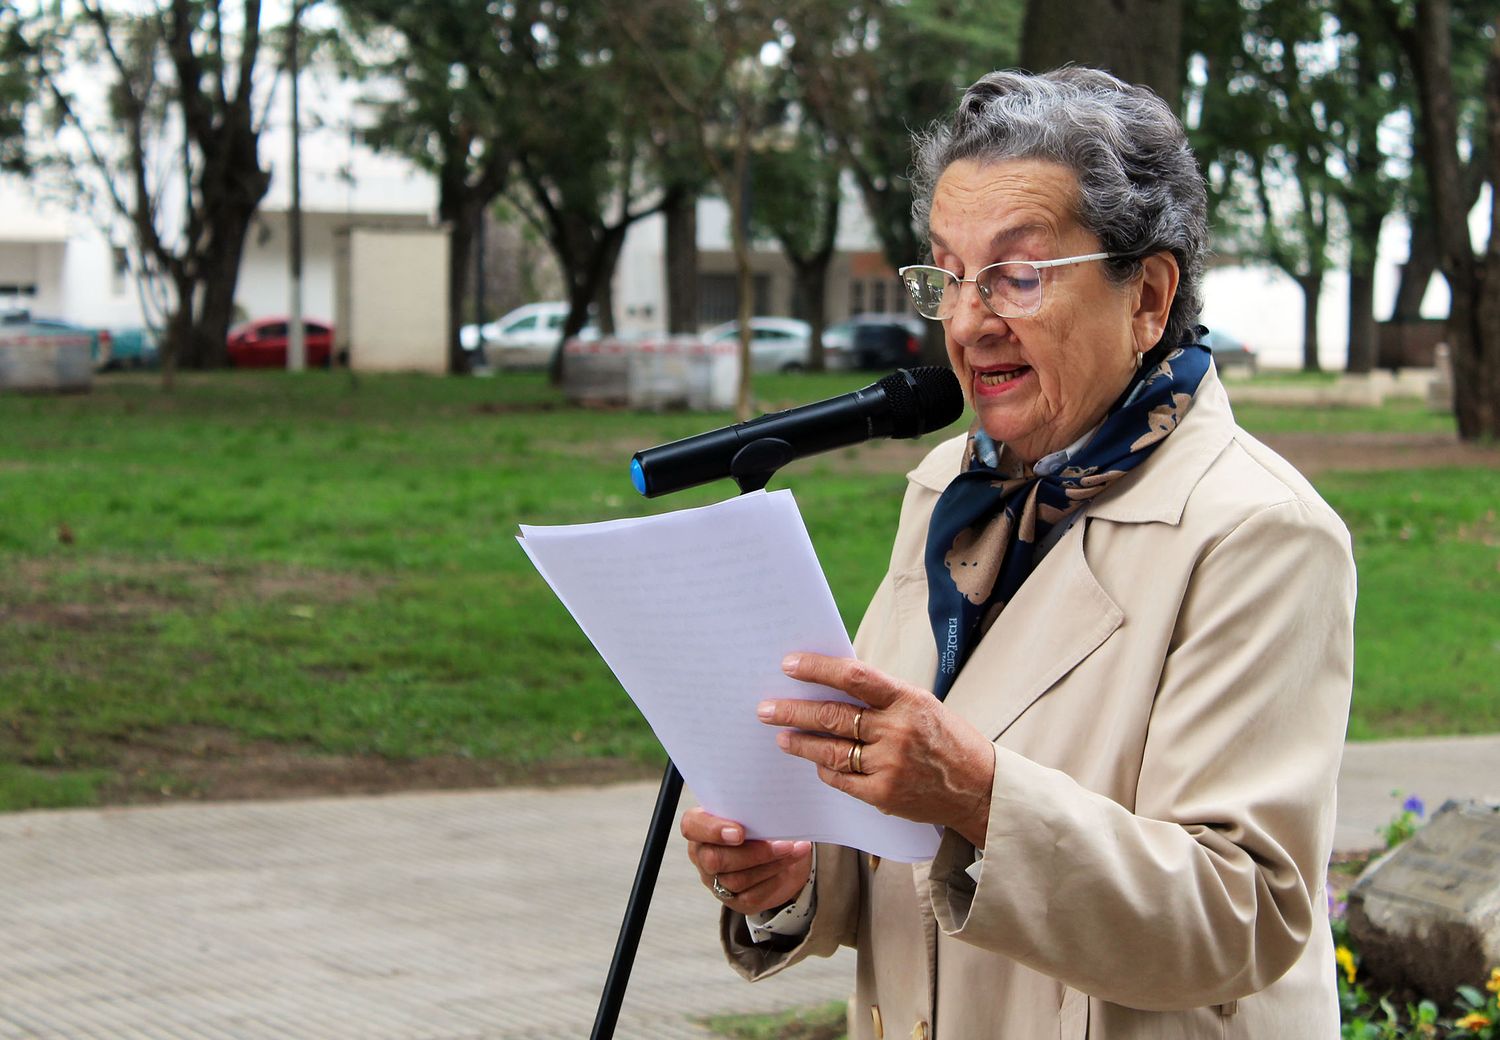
[711,875,734,901]
[847,741,865,775]
[852,710,863,743]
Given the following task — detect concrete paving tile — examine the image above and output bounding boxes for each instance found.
[0,739,1493,1038]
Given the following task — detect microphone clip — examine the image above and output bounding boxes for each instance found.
[729,438,796,493]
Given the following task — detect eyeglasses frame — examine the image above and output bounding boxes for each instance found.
[898,252,1126,320]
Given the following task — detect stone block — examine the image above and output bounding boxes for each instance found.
[1346,800,1500,999]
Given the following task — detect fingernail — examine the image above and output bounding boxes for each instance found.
[721,826,742,844]
[776,731,791,750]
[770,840,794,855]
[781,653,800,674]
[793,841,812,855]
[756,702,775,720]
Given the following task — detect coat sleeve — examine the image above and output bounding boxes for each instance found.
[926,497,1355,1010]
[720,842,861,980]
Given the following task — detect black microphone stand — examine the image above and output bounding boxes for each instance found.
[589,442,794,1040]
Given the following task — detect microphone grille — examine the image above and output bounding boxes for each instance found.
[877,366,965,437]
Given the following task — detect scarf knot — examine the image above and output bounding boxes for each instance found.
[923,342,1211,700]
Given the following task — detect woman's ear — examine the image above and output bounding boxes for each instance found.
[1132,252,1180,351]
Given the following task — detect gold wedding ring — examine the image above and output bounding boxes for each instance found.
[852,710,864,743]
[849,741,865,775]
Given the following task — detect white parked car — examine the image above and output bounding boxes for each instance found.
[462,302,596,369]
[704,316,849,372]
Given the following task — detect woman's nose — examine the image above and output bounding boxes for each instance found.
[944,279,1007,346]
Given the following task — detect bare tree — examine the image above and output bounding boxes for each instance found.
[9,1,276,378]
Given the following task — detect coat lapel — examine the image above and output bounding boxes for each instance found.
[941,526,1122,739]
[893,367,1238,740]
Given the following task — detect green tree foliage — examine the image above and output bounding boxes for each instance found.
[610,0,787,416]
[6,1,275,374]
[0,6,32,175]
[784,0,1019,365]
[504,3,692,382]
[337,0,528,374]
[1188,1,1344,371]
[745,113,843,371]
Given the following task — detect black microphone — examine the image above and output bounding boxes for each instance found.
[629,366,964,498]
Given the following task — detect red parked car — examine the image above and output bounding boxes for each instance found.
[225,317,335,368]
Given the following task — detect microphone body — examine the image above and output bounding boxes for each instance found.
[630,366,964,497]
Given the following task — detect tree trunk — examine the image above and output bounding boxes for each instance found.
[591,228,625,336]
[547,220,629,385]
[1406,0,1499,440]
[1392,221,1439,321]
[1022,0,1185,104]
[1295,273,1323,372]
[729,155,754,421]
[439,179,485,376]
[1345,188,1384,374]
[664,189,699,334]
[1346,265,1378,374]
[790,257,831,372]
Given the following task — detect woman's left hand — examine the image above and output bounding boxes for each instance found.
[762,652,997,848]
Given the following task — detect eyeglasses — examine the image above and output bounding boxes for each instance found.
[898,252,1123,321]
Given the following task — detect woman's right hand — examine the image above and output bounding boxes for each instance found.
[682,807,813,915]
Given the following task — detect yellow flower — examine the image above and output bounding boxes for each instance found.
[1487,966,1500,994]
[1335,945,1357,985]
[1456,1012,1491,1032]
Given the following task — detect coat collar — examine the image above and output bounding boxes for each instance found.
[906,364,1235,528]
[897,365,1236,740]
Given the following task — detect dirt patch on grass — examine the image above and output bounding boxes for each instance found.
[90,726,660,806]
[2,558,380,630]
[1258,432,1500,477]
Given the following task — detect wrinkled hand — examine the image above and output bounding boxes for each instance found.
[762,652,996,848]
[681,807,813,915]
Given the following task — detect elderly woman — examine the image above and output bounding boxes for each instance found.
[682,67,1355,1038]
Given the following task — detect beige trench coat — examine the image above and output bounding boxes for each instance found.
[721,367,1356,1039]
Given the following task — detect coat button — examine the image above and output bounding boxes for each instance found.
[869,1004,884,1038]
[910,1020,928,1040]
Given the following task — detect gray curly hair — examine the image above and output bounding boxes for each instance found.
[911,67,1208,351]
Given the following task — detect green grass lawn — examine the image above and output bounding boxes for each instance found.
[0,368,1494,811]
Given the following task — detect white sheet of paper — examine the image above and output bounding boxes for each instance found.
[518,489,940,863]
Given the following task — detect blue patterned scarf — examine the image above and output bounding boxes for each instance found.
[924,341,1212,700]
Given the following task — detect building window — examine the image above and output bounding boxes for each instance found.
[850,280,866,315]
[698,273,769,326]
[111,247,129,297]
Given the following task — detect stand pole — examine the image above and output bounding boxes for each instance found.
[590,457,779,1039]
[588,761,683,1040]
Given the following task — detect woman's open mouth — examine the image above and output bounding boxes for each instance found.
[975,365,1031,391]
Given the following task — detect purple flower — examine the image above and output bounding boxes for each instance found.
[1402,795,1425,817]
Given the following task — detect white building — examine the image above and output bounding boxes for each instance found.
[0,59,437,336]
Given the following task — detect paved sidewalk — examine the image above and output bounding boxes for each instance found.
[0,736,1496,1039]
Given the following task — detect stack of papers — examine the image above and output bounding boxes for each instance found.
[518,490,939,863]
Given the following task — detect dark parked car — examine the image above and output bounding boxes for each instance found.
[226,317,335,368]
[847,312,926,371]
[1200,328,1258,375]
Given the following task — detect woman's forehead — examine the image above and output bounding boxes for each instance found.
[929,158,1082,249]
